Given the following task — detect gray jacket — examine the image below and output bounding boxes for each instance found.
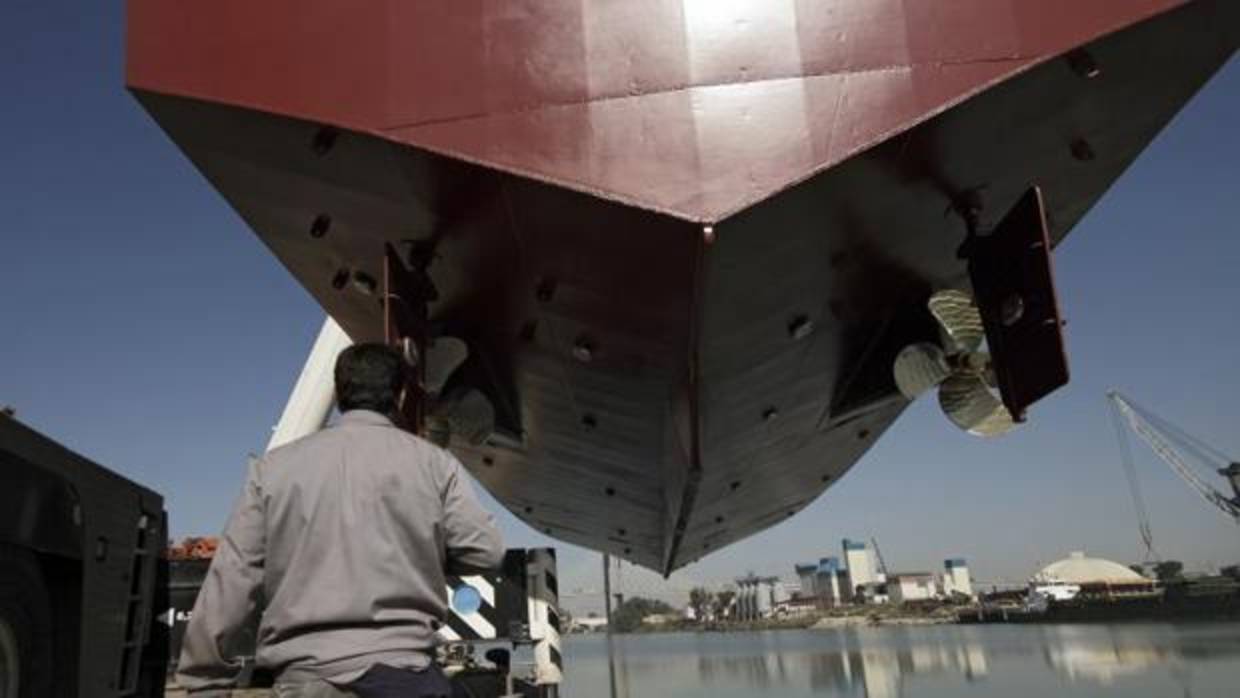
[176,410,504,692]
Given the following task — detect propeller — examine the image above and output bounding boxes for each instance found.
[428,387,496,447]
[423,337,469,395]
[893,289,1016,437]
[403,335,497,448]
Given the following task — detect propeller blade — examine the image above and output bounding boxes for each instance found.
[893,342,951,398]
[424,337,469,395]
[938,373,1016,437]
[430,387,495,446]
[928,290,985,353]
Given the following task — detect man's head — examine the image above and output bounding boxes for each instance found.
[334,343,406,415]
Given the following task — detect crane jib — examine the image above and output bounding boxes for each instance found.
[1107,392,1240,528]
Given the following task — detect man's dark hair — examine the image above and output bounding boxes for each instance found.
[334,343,406,415]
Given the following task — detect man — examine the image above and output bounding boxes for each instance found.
[177,343,505,697]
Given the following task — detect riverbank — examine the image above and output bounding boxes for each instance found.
[810,614,953,628]
[599,602,963,634]
[806,602,960,629]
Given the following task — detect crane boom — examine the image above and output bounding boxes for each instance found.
[870,537,891,579]
[1109,397,1159,560]
[1107,391,1240,525]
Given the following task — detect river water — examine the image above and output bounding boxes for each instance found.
[558,623,1240,698]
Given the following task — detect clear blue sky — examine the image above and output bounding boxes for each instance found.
[2,3,1237,595]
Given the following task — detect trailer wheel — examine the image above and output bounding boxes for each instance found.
[0,546,52,698]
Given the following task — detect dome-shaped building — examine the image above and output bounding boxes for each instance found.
[1034,552,1146,584]
[1028,551,1156,603]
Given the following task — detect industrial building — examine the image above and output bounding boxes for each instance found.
[843,539,880,587]
[943,558,974,598]
[794,540,974,606]
[1033,552,1147,585]
[794,539,882,607]
[734,575,791,621]
[887,573,938,603]
[1029,551,1156,601]
[795,557,853,608]
[886,560,974,603]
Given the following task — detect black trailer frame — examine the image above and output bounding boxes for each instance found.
[0,413,168,697]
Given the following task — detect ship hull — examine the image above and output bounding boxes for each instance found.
[128,0,1237,573]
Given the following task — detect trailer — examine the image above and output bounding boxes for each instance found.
[0,410,168,698]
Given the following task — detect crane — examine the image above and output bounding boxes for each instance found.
[1107,391,1240,560]
[870,537,891,580]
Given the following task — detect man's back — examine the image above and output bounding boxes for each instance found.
[177,409,504,690]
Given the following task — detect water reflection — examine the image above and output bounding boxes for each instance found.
[570,624,1240,698]
[1041,625,1175,685]
[693,630,989,698]
[1039,624,1240,687]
